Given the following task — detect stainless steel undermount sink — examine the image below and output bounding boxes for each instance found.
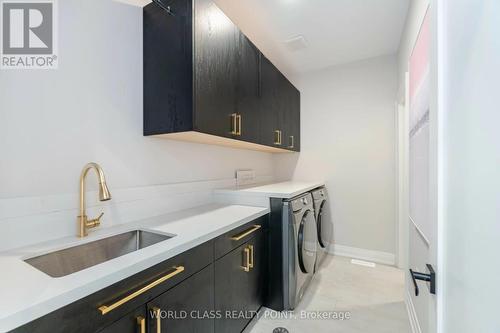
[24,230,173,278]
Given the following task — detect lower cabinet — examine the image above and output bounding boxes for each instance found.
[215,233,265,333]
[99,218,268,333]
[147,264,215,333]
[99,265,215,333]
[11,216,269,333]
[99,307,147,333]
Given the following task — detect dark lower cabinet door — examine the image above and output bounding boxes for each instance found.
[147,265,215,333]
[99,306,147,333]
[215,234,265,333]
[194,0,239,138]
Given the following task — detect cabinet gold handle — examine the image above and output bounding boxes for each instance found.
[248,244,254,269]
[274,130,281,145]
[230,224,261,241]
[137,316,146,333]
[288,135,294,149]
[242,247,251,272]
[236,114,242,136]
[230,113,238,135]
[152,307,161,333]
[98,266,185,315]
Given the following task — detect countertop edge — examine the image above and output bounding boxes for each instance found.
[214,182,325,199]
[0,205,269,332]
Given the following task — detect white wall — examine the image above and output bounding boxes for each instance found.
[0,0,273,250]
[442,1,500,332]
[274,55,398,258]
[0,0,273,199]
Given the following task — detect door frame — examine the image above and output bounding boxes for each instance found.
[396,2,444,332]
[430,0,445,331]
[396,78,409,271]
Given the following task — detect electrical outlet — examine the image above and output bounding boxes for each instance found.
[236,170,256,186]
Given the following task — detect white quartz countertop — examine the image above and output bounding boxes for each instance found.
[215,181,324,199]
[0,204,269,332]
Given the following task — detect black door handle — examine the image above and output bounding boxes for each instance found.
[409,264,436,296]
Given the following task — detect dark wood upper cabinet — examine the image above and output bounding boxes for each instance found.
[259,56,301,152]
[284,79,301,152]
[259,55,283,148]
[143,0,193,134]
[194,0,239,138]
[260,56,302,151]
[236,35,261,143]
[143,0,300,152]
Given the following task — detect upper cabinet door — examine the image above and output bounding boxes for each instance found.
[259,56,285,148]
[194,0,239,138]
[291,87,301,151]
[283,80,300,151]
[143,0,193,135]
[260,59,301,151]
[144,0,300,151]
[236,35,261,143]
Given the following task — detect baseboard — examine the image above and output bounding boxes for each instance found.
[328,244,396,266]
[405,290,422,333]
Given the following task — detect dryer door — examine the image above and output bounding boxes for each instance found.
[297,209,318,273]
[317,200,328,248]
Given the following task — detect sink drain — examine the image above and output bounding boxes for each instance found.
[273,328,289,333]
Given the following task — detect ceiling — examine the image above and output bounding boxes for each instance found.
[214,0,410,77]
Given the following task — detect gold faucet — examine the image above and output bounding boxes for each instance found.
[78,162,112,237]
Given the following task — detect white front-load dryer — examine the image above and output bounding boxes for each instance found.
[283,193,317,309]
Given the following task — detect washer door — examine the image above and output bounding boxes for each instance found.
[297,209,317,273]
[317,200,327,248]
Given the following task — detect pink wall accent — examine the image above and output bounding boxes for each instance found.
[409,10,430,102]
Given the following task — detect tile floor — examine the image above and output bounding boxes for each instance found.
[244,255,411,333]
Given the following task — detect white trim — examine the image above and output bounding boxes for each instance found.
[350,259,376,268]
[406,290,422,333]
[435,0,445,332]
[395,101,401,267]
[409,216,431,246]
[328,244,395,266]
[397,94,410,270]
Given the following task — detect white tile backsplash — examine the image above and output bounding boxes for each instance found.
[0,176,273,252]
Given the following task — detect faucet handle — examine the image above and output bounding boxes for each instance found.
[86,212,104,229]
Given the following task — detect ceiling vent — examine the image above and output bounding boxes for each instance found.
[284,35,308,52]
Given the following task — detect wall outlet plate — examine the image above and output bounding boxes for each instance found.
[236,170,256,186]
